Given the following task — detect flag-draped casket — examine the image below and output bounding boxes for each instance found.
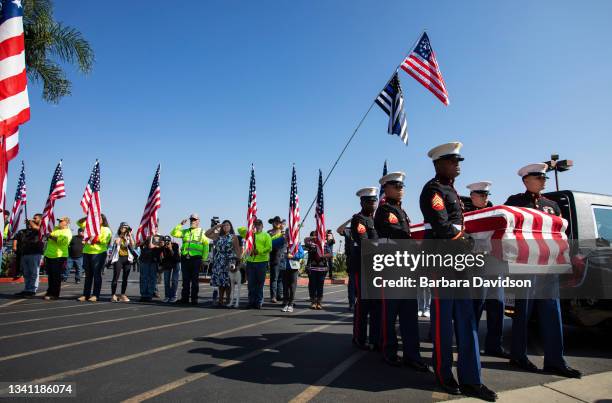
[410,206,572,273]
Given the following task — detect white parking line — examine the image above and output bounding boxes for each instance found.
[121,302,352,402]
[12,289,347,388]
[288,350,368,403]
[0,309,181,340]
[0,286,345,362]
[0,306,137,326]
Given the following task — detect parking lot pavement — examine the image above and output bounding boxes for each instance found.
[1,275,611,402]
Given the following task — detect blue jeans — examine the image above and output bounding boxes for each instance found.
[64,257,83,281]
[139,261,158,298]
[83,253,106,298]
[246,261,267,307]
[21,254,41,293]
[163,263,180,300]
[269,262,283,299]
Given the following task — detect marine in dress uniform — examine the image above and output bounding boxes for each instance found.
[505,163,581,379]
[374,172,428,372]
[350,187,380,350]
[465,182,509,359]
[419,143,497,401]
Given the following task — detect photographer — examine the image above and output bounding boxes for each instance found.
[13,214,43,298]
[159,236,180,303]
[139,234,162,302]
[109,222,136,303]
[206,220,241,306]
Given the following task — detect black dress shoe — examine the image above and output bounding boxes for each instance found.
[177,299,189,304]
[509,358,539,373]
[383,355,402,367]
[403,359,429,372]
[460,384,498,402]
[13,291,26,297]
[437,377,461,395]
[484,348,511,359]
[352,339,369,351]
[543,365,582,379]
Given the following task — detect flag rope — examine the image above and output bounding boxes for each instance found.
[299,30,425,229]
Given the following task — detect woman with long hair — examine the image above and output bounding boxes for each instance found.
[206,220,242,306]
[109,222,136,302]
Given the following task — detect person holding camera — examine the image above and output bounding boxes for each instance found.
[138,234,162,302]
[158,236,180,303]
[170,213,210,305]
[13,214,43,297]
[43,217,72,300]
[206,220,241,306]
[109,222,136,302]
[76,214,112,303]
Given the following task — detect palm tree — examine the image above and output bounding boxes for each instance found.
[23,0,94,103]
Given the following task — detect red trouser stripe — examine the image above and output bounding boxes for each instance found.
[353,272,360,339]
[433,288,443,382]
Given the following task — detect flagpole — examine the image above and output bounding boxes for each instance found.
[22,161,27,221]
[299,30,426,229]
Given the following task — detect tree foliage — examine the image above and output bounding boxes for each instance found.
[23,0,94,103]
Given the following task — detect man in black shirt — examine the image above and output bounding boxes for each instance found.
[64,228,84,283]
[14,214,43,297]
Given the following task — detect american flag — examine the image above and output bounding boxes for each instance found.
[410,206,571,271]
[80,161,102,243]
[136,164,161,243]
[401,32,449,106]
[314,170,326,257]
[288,165,300,255]
[0,127,18,246]
[244,165,257,255]
[0,0,30,134]
[7,160,25,239]
[375,73,408,144]
[39,160,66,239]
[379,160,388,204]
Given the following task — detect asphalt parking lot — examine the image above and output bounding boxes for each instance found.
[0,274,610,402]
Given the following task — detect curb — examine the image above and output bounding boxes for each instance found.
[0,276,48,284]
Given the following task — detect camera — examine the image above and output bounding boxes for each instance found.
[152,235,172,246]
[211,216,220,227]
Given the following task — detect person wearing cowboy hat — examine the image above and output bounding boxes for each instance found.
[419,142,497,401]
[43,217,73,300]
[504,163,581,379]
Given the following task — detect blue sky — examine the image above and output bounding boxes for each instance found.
[13,0,612,244]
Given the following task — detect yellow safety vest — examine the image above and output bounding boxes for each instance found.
[171,225,209,258]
